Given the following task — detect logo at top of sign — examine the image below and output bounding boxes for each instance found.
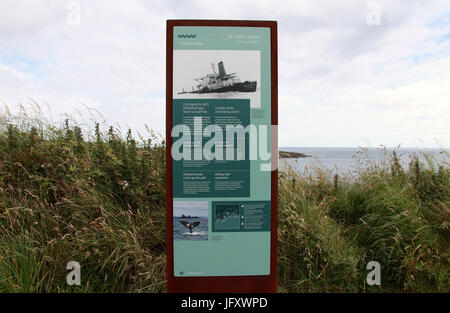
[178,34,197,39]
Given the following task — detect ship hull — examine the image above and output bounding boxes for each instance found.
[196,81,257,93]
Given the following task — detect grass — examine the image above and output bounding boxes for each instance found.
[0,106,449,292]
[279,150,449,292]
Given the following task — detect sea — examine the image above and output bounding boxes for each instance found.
[279,147,447,176]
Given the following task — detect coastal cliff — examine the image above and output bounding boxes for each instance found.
[279,150,311,159]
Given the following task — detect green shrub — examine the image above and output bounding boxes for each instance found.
[0,107,166,292]
[0,106,448,292]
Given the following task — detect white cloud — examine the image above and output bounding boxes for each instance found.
[0,0,449,147]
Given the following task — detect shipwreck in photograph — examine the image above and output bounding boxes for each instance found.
[179,61,257,94]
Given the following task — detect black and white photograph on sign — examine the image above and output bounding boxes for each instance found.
[173,201,209,241]
[173,50,261,108]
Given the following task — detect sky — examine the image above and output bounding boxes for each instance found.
[0,0,449,147]
[173,201,208,218]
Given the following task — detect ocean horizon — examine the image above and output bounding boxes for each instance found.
[279,146,448,175]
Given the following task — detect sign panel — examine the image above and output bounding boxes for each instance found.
[166,20,277,292]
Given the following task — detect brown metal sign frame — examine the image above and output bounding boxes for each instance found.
[166,19,278,293]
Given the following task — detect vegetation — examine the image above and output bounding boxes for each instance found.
[0,107,448,292]
[0,106,166,292]
[279,149,449,292]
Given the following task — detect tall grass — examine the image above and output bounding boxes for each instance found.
[278,167,362,292]
[0,105,448,292]
[0,105,166,292]
[278,148,449,292]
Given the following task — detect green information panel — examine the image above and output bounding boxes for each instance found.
[173,99,250,198]
[172,25,272,277]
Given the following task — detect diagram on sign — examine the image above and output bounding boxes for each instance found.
[212,201,271,232]
[214,204,241,230]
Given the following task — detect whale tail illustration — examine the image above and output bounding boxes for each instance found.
[180,220,200,233]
